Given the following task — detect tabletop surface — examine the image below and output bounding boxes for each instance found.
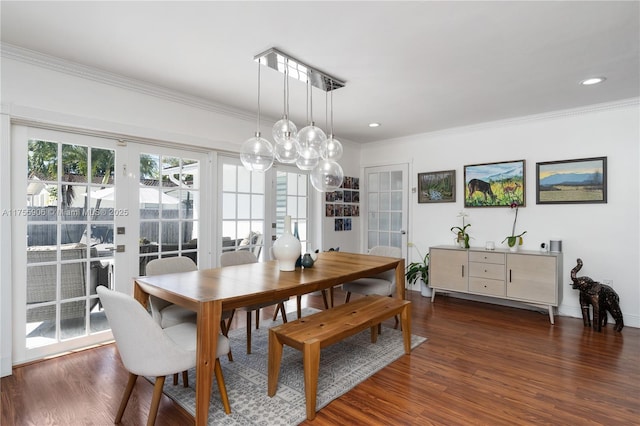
[134,251,402,309]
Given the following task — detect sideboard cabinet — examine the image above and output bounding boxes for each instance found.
[429,246,563,323]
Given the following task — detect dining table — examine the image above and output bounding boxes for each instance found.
[133,250,406,426]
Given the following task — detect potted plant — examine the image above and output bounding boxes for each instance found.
[501,202,526,251]
[406,243,430,297]
[450,210,471,248]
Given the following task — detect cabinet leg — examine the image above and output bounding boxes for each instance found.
[548,306,554,325]
[431,289,437,303]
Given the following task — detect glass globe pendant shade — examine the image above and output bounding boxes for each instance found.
[297,123,327,151]
[310,159,344,192]
[274,133,301,164]
[295,143,320,171]
[272,117,298,145]
[320,135,343,161]
[240,133,274,172]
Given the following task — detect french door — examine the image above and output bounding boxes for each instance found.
[218,157,314,264]
[11,125,208,364]
[364,164,409,258]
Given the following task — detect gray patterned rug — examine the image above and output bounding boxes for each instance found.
[156,308,427,425]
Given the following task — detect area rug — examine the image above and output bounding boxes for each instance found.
[157,308,427,425]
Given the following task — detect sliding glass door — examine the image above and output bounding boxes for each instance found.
[11,125,208,364]
[12,126,121,361]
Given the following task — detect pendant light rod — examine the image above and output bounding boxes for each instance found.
[254,47,346,92]
[256,60,262,135]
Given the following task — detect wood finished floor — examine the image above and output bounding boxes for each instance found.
[2,289,639,425]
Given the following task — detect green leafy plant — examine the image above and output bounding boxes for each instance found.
[502,202,526,247]
[406,243,429,286]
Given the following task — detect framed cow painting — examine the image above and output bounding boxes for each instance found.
[464,160,525,207]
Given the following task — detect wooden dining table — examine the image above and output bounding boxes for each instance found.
[133,250,405,426]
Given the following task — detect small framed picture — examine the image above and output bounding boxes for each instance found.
[536,157,607,204]
[464,160,525,207]
[417,170,456,203]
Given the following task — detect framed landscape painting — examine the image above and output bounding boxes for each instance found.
[536,157,607,204]
[464,160,525,207]
[417,170,456,203]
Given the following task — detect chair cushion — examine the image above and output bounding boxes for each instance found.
[160,305,233,329]
[342,277,396,296]
[164,323,230,358]
[160,305,197,329]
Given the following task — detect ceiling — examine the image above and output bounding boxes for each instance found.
[1,1,638,144]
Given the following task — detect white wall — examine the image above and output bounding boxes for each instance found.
[361,101,640,327]
[320,140,361,253]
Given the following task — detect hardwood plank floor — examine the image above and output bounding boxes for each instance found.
[2,289,639,425]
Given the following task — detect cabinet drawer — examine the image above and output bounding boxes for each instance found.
[469,277,505,297]
[469,262,504,280]
[469,251,504,264]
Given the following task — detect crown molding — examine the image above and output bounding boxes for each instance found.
[369,97,640,146]
[1,43,257,123]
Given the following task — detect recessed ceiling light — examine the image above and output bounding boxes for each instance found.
[580,77,606,86]
[368,122,381,128]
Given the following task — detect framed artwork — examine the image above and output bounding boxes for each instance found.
[417,170,456,203]
[536,157,607,204]
[464,160,525,207]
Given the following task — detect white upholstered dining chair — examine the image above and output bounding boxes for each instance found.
[97,286,231,426]
[220,250,289,354]
[146,256,235,363]
[342,245,403,327]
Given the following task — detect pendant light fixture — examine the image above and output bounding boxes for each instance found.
[297,75,327,152]
[273,58,300,163]
[311,87,344,192]
[245,48,345,189]
[320,89,343,161]
[240,61,274,172]
[296,76,322,171]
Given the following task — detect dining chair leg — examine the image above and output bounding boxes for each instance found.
[246,311,252,354]
[115,373,138,423]
[345,292,352,303]
[255,309,260,329]
[214,358,232,414]
[279,303,288,323]
[296,295,302,319]
[147,376,165,426]
[321,290,329,309]
[172,373,178,385]
[182,371,189,388]
[220,319,234,362]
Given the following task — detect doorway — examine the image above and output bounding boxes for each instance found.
[363,164,409,258]
[11,125,207,364]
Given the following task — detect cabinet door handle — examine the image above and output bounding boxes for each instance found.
[509,269,512,282]
[461,265,464,277]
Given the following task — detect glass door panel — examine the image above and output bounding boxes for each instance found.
[23,136,114,352]
[13,126,209,364]
[219,158,266,261]
[364,164,408,257]
[138,153,201,274]
[276,168,309,252]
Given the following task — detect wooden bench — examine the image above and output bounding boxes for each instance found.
[267,295,412,420]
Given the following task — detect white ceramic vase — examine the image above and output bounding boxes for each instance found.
[272,215,302,271]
